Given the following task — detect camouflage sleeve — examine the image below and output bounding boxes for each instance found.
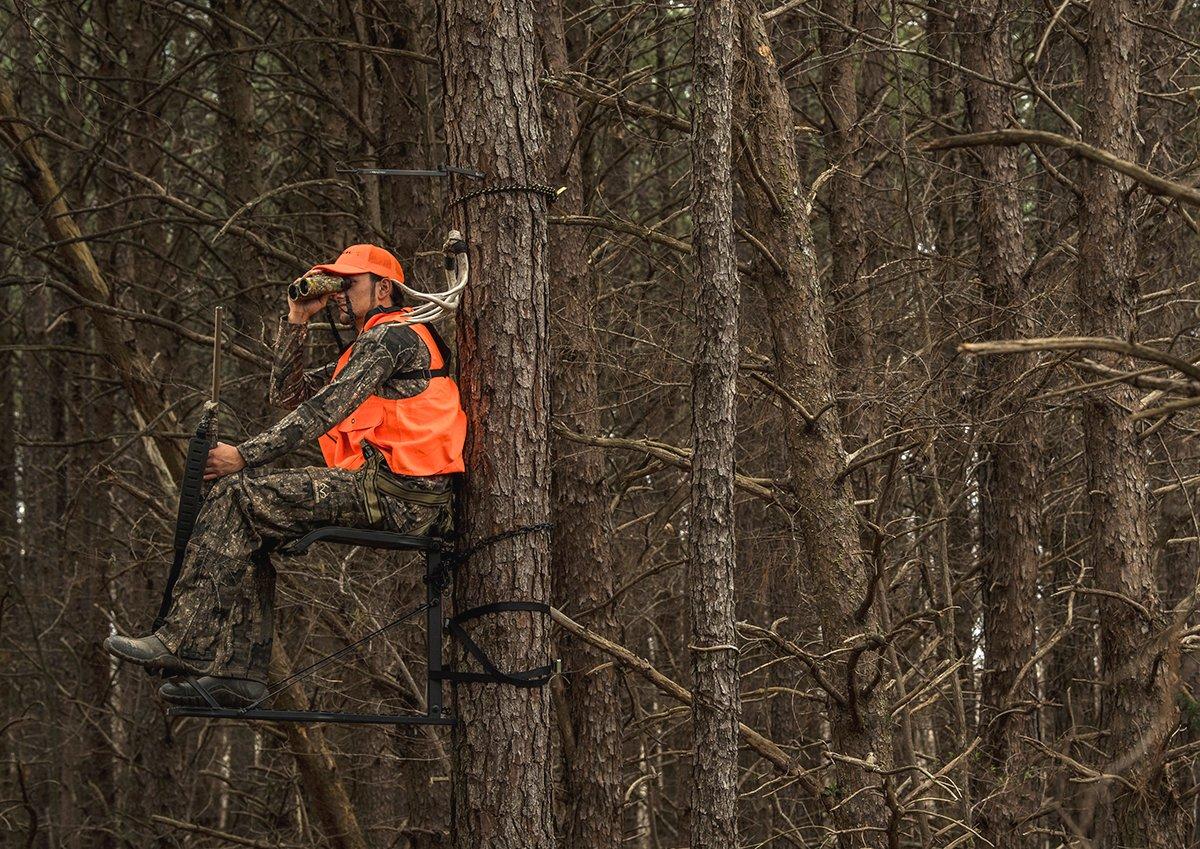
[268,319,337,410]
[238,322,423,468]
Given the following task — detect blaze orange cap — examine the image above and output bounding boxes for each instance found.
[309,244,405,283]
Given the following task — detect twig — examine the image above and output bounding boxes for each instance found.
[150,815,304,849]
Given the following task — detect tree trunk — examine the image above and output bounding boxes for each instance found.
[1077,0,1189,844]
[538,2,623,847]
[688,1,741,848]
[437,3,555,847]
[377,0,437,261]
[961,1,1041,845]
[734,6,893,846]
[211,0,267,335]
[819,0,877,450]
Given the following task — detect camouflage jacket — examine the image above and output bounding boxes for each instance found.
[237,309,435,471]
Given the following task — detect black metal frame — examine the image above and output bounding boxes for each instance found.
[168,527,454,726]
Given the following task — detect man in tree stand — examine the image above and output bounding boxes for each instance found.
[103,244,467,708]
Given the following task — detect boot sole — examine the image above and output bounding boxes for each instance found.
[159,684,263,709]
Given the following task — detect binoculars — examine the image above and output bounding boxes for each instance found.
[288,273,348,302]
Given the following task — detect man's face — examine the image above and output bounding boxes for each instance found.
[331,272,378,327]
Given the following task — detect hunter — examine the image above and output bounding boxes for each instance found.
[104,244,466,708]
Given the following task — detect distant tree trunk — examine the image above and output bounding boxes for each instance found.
[819,0,877,449]
[0,290,13,557]
[734,6,893,845]
[687,1,740,848]
[1077,0,1189,845]
[211,0,266,332]
[961,1,1041,845]
[538,2,623,848]
[121,0,174,314]
[64,314,118,849]
[922,9,974,814]
[729,4,892,844]
[0,284,14,840]
[437,3,555,848]
[20,284,69,849]
[377,0,436,261]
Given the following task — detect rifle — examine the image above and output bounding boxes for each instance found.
[153,307,223,633]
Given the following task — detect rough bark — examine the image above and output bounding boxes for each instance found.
[960,1,1041,845]
[733,6,893,846]
[1077,0,1189,845]
[437,2,555,847]
[819,0,877,447]
[538,1,623,847]
[687,1,741,848]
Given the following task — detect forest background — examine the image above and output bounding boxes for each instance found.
[3,0,1200,848]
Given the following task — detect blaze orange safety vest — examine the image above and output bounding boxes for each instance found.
[320,309,467,476]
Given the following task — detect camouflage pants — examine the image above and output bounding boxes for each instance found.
[155,455,451,683]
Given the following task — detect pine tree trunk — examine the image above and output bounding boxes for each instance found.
[538,1,623,847]
[819,0,877,448]
[1077,0,1190,844]
[211,0,267,331]
[437,3,555,847]
[688,1,740,847]
[960,1,1041,844]
[734,6,894,845]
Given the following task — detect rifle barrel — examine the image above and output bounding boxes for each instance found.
[211,306,223,405]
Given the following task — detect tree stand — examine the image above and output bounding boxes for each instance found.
[165,525,557,726]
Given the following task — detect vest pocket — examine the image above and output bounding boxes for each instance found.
[337,403,384,434]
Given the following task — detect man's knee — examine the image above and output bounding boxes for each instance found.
[207,472,247,504]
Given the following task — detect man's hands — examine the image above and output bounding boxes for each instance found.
[287,276,331,325]
[205,442,247,480]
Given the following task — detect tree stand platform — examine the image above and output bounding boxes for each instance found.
[166,526,556,726]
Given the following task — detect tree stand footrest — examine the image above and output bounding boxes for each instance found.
[433,601,559,688]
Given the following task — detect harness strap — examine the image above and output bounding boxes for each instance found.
[393,322,454,381]
[443,522,554,570]
[453,600,550,623]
